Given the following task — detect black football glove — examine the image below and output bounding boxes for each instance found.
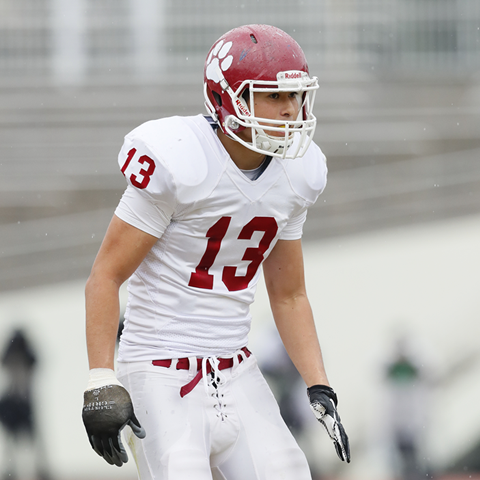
[82,384,146,466]
[307,384,350,463]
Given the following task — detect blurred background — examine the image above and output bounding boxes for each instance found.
[0,0,479,479]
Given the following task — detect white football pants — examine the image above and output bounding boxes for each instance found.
[117,352,312,480]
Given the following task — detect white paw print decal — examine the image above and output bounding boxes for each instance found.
[206,40,234,84]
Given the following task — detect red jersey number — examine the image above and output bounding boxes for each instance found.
[121,148,156,189]
[189,216,278,292]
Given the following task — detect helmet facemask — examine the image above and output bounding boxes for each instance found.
[206,71,319,159]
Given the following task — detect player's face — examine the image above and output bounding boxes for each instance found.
[239,91,301,142]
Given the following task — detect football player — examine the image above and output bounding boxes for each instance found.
[82,24,350,479]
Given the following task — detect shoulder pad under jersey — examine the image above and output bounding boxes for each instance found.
[283,139,328,205]
[118,115,227,206]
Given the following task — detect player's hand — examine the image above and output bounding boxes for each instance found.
[82,370,146,467]
[307,384,350,463]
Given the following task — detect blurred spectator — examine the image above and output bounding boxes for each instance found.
[383,334,432,480]
[0,328,51,480]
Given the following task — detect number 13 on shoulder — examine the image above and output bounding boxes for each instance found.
[121,148,156,189]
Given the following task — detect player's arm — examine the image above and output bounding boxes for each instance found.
[263,238,327,387]
[85,214,158,370]
[83,214,157,466]
[263,239,350,462]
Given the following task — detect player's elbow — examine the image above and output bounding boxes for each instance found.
[270,290,308,310]
[85,263,123,299]
[85,269,101,300]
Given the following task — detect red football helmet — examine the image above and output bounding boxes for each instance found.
[204,24,319,159]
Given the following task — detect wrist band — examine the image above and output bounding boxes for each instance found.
[86,368,123,391]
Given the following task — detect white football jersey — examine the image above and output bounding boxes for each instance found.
[115,114,327,361]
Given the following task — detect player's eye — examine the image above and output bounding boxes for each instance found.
[269,93,280,100]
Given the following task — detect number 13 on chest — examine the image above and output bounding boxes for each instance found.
[189,216,278,292]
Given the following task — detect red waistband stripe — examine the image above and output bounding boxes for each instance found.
[152,347,251,397]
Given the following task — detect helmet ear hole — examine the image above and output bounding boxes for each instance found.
[212,91,222,107]
[241,88,250,105]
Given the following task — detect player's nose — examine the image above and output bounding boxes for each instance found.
[280,96,298,118]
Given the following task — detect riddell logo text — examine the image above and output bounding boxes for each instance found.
[235,99,250,116]
[284,72,302,79]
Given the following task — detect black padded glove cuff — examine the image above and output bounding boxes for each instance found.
[307,384,338,406]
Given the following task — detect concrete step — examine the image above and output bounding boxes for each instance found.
[0,80,479,291]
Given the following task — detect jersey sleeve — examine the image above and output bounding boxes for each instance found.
[115,185,172,238]
[115,126,177,238]
[278,206,307,240]
[278,142,327,241]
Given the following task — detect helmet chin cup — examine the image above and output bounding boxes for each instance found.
[225,115,301,158]
[260,140,272,151]
[254,127,293,156]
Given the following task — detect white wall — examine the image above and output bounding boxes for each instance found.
[0,214,479,479]
[251,214,480,479]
